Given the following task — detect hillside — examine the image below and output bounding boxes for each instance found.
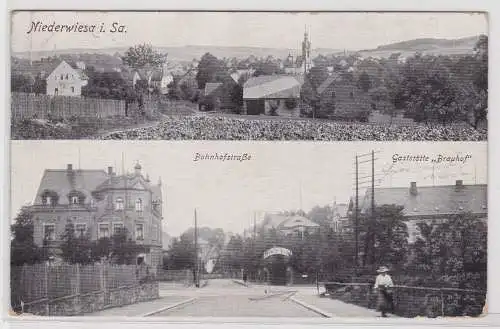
[12,35,483,65]
[12,45,340,63]
[356,35,481,58]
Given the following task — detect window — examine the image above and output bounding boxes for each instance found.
[60,74,64,80]
[115,197,124,210]
[75,224,87,237]
[54,88,59,95]
[135,198,143,211]
[113,223,124,235]
[90,199,95,207]
[71,196,79,205]
[65,74,69,80]
[43,196,52,205]
[349,91,354,99]
[71,87,75,93]
[135,223,144,240]
[44,224,56,241]
[99,224,110,238]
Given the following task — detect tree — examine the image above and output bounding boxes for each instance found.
[10,207,45,265]
[300,78,318,117]
[111,228,143,265]
[307,66,328,91]
[121,43,166,69]
[358,71,372,92]
[196,53,227,89]
[60,222,93,264]
[395,55,459,124]
[11,73,34,93]
[361,204,409,270]
[164,232,196,270]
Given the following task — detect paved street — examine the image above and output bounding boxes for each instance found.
[86,279,384,318]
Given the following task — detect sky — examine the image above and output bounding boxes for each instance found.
[10,141,487,237]
[11,11,488,52]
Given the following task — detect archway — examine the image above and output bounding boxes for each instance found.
[262,247,293,286]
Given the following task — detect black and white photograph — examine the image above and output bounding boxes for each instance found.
[10,11,488,141]
[9,141,487,318]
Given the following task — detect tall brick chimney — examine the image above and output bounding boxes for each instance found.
[410,182,418,196]
[455,180,464,190]
[67,164,73,171]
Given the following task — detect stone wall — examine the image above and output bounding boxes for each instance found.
[24,282,159,316]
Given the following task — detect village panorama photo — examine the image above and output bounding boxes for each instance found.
[10,11,487,141]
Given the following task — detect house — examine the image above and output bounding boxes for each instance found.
[150,70,174,95]
[349,180,487,243]
[200,77,239,112]
[316,73,371,120]
[22,59,89,96]
[330,202,350,233]
[29,163,164,270]
[242,75,303,117]
[260,213,320,238]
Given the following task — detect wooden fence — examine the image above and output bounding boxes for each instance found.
[10,263,142,310]
[11,92,127,121]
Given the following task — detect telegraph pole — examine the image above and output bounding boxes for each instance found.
[371,150,375,217]
[355,154,359,272]
[194,209,199,288]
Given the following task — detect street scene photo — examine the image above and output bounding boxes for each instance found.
[9,141,487,318]
[10,11,487,141]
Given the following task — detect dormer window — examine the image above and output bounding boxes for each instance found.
[71,196,79,205]
[115,197,124,210]
[41,190,58,206]
[135,198,143,212]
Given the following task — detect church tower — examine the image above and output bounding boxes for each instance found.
[302,27,312,75]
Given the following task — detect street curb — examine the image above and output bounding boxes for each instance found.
[289,296,333,318]
[232,280,249,287]
[141,297,198,317]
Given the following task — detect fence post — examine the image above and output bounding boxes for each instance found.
[44,263,49,315]
[440,289,445,317]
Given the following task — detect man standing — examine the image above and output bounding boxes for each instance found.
[373,266,394,317]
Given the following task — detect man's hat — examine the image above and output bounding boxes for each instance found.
[376,266,390,273]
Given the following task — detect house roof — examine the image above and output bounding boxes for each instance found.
[279,215,320,229]
[359,182,487,217]
[317,73,340,94]
[243,75,303,99]
[262,213,319,230]
[34,168,108,205]
[204,82,223,97]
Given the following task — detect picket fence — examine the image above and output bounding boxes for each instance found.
[11,92,127,121]
[10,263,142,309]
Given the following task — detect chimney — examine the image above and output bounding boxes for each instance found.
[456,180,464,189]
[67,164,73,171]
[107,166,113,175]
[410,182,418,196]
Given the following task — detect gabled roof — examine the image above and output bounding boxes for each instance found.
[243,75,303,99]
[279,215,320,229]
[204,82,223,97]
[317,73,340,94]
[360,183,487,217]
[34,168,108,205]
